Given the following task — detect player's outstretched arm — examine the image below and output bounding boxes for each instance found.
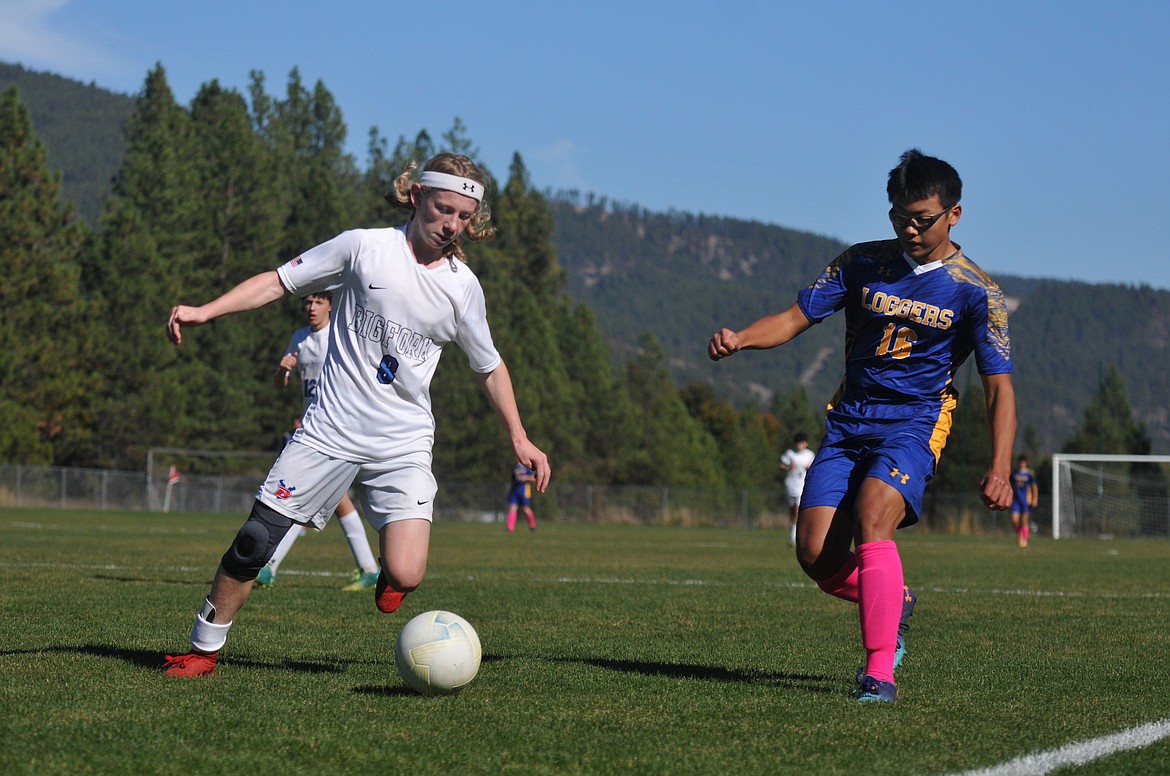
[978,372,1017,510]
[708,303,812,361]
[167,271,288,345]
[478,360,551,493]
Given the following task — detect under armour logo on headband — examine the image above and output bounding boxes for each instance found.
[418,171,485,202]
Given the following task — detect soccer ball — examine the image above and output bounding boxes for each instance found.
[395,610,482,695]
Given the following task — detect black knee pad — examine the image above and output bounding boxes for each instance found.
[220,501,298,581]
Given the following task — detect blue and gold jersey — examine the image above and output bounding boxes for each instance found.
[797,240,1012,453]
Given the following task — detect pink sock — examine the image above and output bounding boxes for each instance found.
[1020,522,1030,543]
[857,540,903,684]
[506,508,517,531]
[816,553,860,603]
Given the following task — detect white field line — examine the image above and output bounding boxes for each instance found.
[0,561,353,579]
[941,719,1170,776]
[544,577,1170,600]
[3,550,1170,599]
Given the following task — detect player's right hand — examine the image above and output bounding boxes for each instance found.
[166,305,209,345]
[277,353,299,385]
[708,328,741,361]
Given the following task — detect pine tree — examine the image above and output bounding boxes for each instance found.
[1062,365,1152,455]
[622,336,726,486]
[82,65,203,467]
[181,80,297,449]
[551,302,640,482]
[491,153,563,298]
[0,87,91,464]
[259,69,362,257]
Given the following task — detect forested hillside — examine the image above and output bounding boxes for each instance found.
[0,63,132,224]
[4,60,1167,471]
[548,197,1170,454]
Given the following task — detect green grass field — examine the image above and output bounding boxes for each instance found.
[2,508,1169,775]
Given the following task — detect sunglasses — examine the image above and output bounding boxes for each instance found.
[888,206,953,232]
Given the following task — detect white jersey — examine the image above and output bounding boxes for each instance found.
[276,226,501,464]
[285,324,330,412]
[781,447,816,499]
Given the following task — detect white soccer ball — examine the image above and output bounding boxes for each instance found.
[395,610,482,695]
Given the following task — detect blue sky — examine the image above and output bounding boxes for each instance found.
[3,0,1169,290]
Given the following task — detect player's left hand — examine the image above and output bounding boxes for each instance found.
[979,470,1012,511]
[515,441,551,493]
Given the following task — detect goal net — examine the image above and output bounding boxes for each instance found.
[1052,454,1170,539]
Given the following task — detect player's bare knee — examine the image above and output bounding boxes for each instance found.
[380,563,424,592]
[220,501,298,581]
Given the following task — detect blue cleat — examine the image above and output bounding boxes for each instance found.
[894,586,916,670]
[342,568,379,592]
[854,674,897,704]
[256,564,276,589]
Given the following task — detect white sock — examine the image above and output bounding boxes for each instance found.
[190,599,232,652]
[338,511,377,572]
[790,523,798,544]
[266,522,302,573]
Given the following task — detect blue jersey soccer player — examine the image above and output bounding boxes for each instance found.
[709,149,1016,703]
[1010,455,1039,548]
[506,463,536,532]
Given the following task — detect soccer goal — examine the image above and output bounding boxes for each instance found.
[1051,454,1170,539]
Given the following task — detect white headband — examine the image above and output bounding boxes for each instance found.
[418,170,485,202]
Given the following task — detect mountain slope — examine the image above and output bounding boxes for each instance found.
[7,60,1168,454]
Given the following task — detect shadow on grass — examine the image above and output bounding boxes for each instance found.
[353,685,419,697]
[0,643,355,674]
[93,574,212,586]
[487,653,839,694]
[5,646,837,694]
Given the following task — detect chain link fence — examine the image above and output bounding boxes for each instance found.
[0,462,1036,534]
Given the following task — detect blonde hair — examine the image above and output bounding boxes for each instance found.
[387,153,495,259]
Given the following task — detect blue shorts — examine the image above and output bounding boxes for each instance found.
[799,432,937,528]
[508,483,531,508]
[1011,498,1031,515]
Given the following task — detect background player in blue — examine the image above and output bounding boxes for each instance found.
[709,149,1016,703]
[1010,454,1039,548]
[506,463,536,532]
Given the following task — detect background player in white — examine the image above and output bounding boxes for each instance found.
[162,153,550,677]
[779,432,816,546]
[255,290,380,592]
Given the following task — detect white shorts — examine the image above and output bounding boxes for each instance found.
[785,485,804,508]
[255,440,437,532]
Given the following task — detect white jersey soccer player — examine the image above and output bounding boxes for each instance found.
[285,323,329,411]
[163,153,549,677]
[278,226,500,473]
[255,289,381,593]
[781,444,816,505]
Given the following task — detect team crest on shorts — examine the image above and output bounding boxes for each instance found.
[274,479,297,499]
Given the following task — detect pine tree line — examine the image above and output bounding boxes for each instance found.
[1,66,1156,492]
[0,67,811,487]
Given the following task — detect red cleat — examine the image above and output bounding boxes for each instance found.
[162,651,218,677]
[374,572,408,613]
